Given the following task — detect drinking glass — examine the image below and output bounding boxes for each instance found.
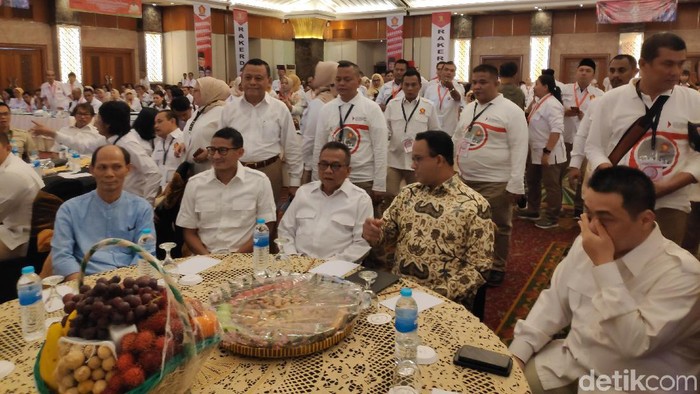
[42,275,64,312]
[159,242,179,281]
[359,270,378,311]
[273,237,291,276]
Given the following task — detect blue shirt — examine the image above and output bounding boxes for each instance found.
[51,190,155,277]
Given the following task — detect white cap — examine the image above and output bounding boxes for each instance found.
[416,345,438,365]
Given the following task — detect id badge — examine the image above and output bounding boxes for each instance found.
[458,139,471,159]
[402,138,413,153]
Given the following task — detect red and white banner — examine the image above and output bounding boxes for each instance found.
[430,12,451,80]
[193,3,212,76]
[386,15,404,71]
[69,0,141,17]
[597,0,677,23]
[233,9,249,75]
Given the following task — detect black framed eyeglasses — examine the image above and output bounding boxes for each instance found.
[206,146,241,156]
[318,161,346,172]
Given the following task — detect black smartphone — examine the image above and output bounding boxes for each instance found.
[453,345,512,377]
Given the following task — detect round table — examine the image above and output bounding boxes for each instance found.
[0,254,531,393]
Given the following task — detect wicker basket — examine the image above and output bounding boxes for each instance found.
[33,238,220,394]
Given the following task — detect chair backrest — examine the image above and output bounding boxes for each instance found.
[42,178,85,202]
[25,191,63,267]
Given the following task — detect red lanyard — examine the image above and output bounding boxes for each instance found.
[437,85,449,110]
[574,87,588,108]
[527,94,551,123]
[391,84,401,98]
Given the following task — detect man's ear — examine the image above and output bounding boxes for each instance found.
[639,209,656,228]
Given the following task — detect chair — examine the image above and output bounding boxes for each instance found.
[42,178,85,202]
[154,162,192,259]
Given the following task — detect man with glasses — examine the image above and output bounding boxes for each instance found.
[31,103,106,155]
[0,102,37,162]
[176,127,276,254]
[278,142,372,262]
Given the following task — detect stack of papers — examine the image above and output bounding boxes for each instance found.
[173,255,221,275]
[309,260,359,277]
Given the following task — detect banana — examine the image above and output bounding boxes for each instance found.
[39,322,63,390]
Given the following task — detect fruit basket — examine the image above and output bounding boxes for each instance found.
[34,238,221,394]
[211,273,363,358]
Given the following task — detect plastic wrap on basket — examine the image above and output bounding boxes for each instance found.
[33,238,221,394]
[211,272,363,355]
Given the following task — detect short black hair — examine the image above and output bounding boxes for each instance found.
[91,145,131,167]
[472,64,499,78]
[541,68,555,76]
[212,127,243,148]
[320,141,351,166]
[169,86,184,97]
[402,68,422,83]
[132,107,158,141]
[611,54,638,70]
[68,72,76,77]
[588,166,655,218]
[71,103,94,117]
[337,60,361,77]
[499,62,518,78]
[242,58,271,78]
[158,109,177,122]
[170,96,191,112]
[641,32,686,62]
[415,130,454,166]
[436,61,446,69]
[394,59,409,68]
[98,101,131,137]
[0,102,10,111]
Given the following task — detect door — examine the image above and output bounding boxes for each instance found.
[560,55,609,85]
[0,45,45,91]
[479,55,523,83]
[82,48,134,89]
[684,54,700,86]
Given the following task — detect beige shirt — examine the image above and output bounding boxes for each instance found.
[0,155,44,249]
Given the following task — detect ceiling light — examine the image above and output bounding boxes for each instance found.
[579,3,583,7]
[460,13,464,16]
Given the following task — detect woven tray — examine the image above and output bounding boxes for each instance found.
[222,322,354,358]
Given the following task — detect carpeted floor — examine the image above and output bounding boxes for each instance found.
[483,214,581,335]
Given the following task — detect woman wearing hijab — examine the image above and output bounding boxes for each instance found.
[368,73,383,100]
[279,74,306,130]
[183,76,231,174]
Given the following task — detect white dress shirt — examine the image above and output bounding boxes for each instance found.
[527,94,567,165]
[585,80,700,212]
[152,128,185,188]
[421,81,465,137]
[385,96,440,170]
[87,98,102,113]
[300,97,325,171]
[561,83,604,144]
[375,81,404,107]
[313,93,388,191]
[278,179,373,262]
[509,227,700,390]
[569,98,600,170]
[0,155,44,250]
[183,106,223,174]
[107,131,161,204]
[453,94,529,194]
[127,97,142,113]
[52,123,106,154]
[220,94,303,186]
[176,165,276,253]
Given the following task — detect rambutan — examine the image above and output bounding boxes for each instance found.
[137,310,167,335]
[133,330,156,353]
[138,350,162,374]
[116,353,135,372]
[106,372,123,391]
[120,332,138,353]
[122,366,146,389]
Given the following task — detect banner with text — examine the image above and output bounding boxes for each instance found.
[431,12,451,79]
[386,15,404,71]
[69,0,142,17]
[233,9,249,75]
[193,3,212,76]
[597,0,677,23]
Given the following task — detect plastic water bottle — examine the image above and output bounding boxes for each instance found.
[32,160,43,176]
[252,218,270,277]
[137,229,157,277]
[17,266,45,341]
[58,145,68,160]
[29,149,39,162]
[69,152,81,172]
[11,147,19,157]
[9,138,18,152]
[395,287,420,362]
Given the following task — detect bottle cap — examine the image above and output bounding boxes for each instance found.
[400,287,412,297]
[256,218,265,224]
[141,228,152,234]
[33,160,41,167]
[416,345,438,365]
[21,266,35,275]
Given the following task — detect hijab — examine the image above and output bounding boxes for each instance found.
[194,77,230,113]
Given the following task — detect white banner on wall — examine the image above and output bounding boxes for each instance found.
[386,15,403,71]
[430,12,451,80]
[233,9,249,75]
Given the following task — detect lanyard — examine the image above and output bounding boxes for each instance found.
[391,84,402,98]
[527,94,551,123]
[437,85,450,110]
[465,102,492,135]
[112,133,125,145]
[401,99,420,134]
[635,81,668,151]
[574,86,589,108]
[188,104,208,133]
[162,135,175,165]
[337,103,355,141]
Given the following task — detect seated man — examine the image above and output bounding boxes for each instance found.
[0,102,36,162]
[31,103,106,154]
[362,130,494,307]
[279,141,373,262]
[176,127,276,254]
[51,145,155,280]
[509,166,700,393]
[0,131,44,261]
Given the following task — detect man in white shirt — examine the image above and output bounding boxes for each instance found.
[383,68,440,210]
[585,32,700,245]
[278,141,372,262]
[375,59,408,110]
[67,87,85,113]
[40,70,70,111]
[312,60,388,211]
[220,58,303,203]
[65,72,83,93]
[176,127,276,254]
[135,84,152,106]
[422,61,465,137]
[430,61,445,81]
[0,131,44,261]
[31,103,105,155]
[83,87,102,113]
[453,64,528,286]
[271,65,286,94]
[510,166,700,393]
[152,110,184,189]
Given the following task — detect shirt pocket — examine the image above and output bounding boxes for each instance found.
[567,278,595,311]
[261,115,281,140]
[330,212,355,235]
[295,207,317,236]
[220,198,257,230]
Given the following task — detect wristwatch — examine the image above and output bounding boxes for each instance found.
[542,147,552,154]
[449,88,456,93]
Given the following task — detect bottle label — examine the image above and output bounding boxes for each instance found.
[395,309,418,333]
[253,234,269,248]
[18,285,42,306]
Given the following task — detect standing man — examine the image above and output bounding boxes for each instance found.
[453,64,528,286]
[152,110,184,189]
[431,61,445,81]
[40,70,70,111]
[422,61,465,136]
[0,131,44,262]
[561,58,605,154]
[272,65,286,94]
[65,72,83,93]
[586,32,700,245]
[383,68,440,210]
[375,59,408,110]
[498,62,526,110]
[313,60,388,210]
[0,102,36,162]
[220,58,302,203]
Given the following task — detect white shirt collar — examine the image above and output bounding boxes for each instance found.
[206,161,247,185]
[312,178,352,197]
[618,224,665,277]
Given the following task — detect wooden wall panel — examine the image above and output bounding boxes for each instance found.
[492,14,513,36]
[552,11,576,34]
[513,13,531,36]
[162,6,194,32]
[211,10,226,35]
[356,19,382,40]
[474,16,493,37]
[94,14,118,29]
[574,10,597,33]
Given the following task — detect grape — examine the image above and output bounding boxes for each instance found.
[123,277,135,288]
[141,293,153,304]
[125,311,135,324]
[81,327,96,340]
[112,312,124,325]
[93,282,108,296]
[125,295,141,308]
[135,276,150,288]
[117,301,130,314]
[84,296,95,305]
[134,305,147,318]
[110,275,121,284]
[146,303,159,315]
[68,327,79,337]
[97,316,110,328]
[110,296,123,308]
[97,329,109,340]
[96,278,108,285]
[62,293,74,304]
[72,294,82,303]
[108,283,122,297]
[148,278,158,290]
[79,285,90,294]
[64,301,76,314]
